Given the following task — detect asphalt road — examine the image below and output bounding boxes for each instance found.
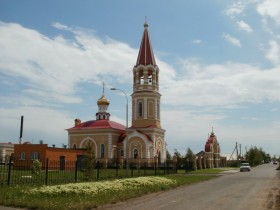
[99,164,280,210]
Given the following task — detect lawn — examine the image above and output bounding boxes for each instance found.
[0,174,216,210]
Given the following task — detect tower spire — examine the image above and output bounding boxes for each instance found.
[136,19,156,66]
[144,16,148,28]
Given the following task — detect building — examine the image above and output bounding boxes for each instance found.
[0,142,14,164]
[13,143,87,169]
[127,20,166,164]
[67,20,166,166]
[67,84,126,166]
[204,129,227,168]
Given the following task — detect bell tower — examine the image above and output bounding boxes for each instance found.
[126,20,166,163]
[131,20,161,128]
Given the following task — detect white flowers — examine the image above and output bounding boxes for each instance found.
[28,176,176,196]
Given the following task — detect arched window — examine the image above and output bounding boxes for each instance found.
[148,75,152,85]
[148,70,153,85]
[73,144,77,149]
[20,152,26,160]
[101,144,105,158]
[134,149,138,159]
[139,70,144,84]
[138,101,143,117]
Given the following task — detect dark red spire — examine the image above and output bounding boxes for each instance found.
[136,20,156,66]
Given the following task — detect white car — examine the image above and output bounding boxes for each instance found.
[240,162,251,172]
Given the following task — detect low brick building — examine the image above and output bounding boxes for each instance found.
[13,143,87,170]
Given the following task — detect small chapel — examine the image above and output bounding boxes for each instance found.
[67,20,166,166]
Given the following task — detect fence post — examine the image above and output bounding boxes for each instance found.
[45,158,49,185]
[154,161,157,175]
[115,161,118,178]
[97,161,100,180]
[75,160,78,182]
[144,162,146,176]
[7,155,12,186]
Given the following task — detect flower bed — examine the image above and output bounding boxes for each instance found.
[27,176,176,196]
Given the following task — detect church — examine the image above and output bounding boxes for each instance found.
[67,21,166,167]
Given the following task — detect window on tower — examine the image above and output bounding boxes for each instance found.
[148,75,152,85]
[139,70,144,84]
[140,75,144,84]
[148,70,153,85]
[138,102,143,117]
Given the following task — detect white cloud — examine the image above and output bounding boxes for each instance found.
[160,60,280,106]
[192,39,202,44]
[225,2,245,18]
[257,0,280,26]
[237,20,253,32]
[52,22,73,31]
[265,40,280,65]
[222,33,242,47]
[0,106,74,144]
[0,21,137,107]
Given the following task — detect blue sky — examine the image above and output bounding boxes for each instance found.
[1,0,280,157]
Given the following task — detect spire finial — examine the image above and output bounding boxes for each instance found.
[144,16,149,28]
[102,81,105,94]
[211,126,214,134]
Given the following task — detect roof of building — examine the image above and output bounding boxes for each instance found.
[136,20,156,66]
[68,119,125,131]
[0,142,14,145]
[97,82,110,106]
[117,129,153,143]
[97,94,110,106]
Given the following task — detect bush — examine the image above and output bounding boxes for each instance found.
[31,160,42,176]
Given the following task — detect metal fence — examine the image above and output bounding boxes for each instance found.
[0,156,177,186]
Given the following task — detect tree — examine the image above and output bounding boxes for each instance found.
[166,149,172,160]
[84,141,96,181]
[245,146,266,166]
[31,159,42,177]
[185,147,194,159]
[185,147,194,170]
[173,149,184,168]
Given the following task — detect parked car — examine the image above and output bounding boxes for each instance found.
[240,162,251,172]
[273,161,278,165]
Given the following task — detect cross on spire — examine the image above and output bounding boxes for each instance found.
[102,81,105,94]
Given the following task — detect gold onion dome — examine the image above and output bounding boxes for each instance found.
[97,94,110,105]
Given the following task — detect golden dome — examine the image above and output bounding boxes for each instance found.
[97,94,110,105]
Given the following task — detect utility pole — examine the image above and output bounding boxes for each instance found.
[236,142,239,160]
[239,144,242,159]
[19,116,24,144]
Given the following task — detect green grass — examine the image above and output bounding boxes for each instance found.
[0,174,216,210]
[177,167,238,174]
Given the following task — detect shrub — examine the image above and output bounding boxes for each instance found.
[31,160,42,176]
